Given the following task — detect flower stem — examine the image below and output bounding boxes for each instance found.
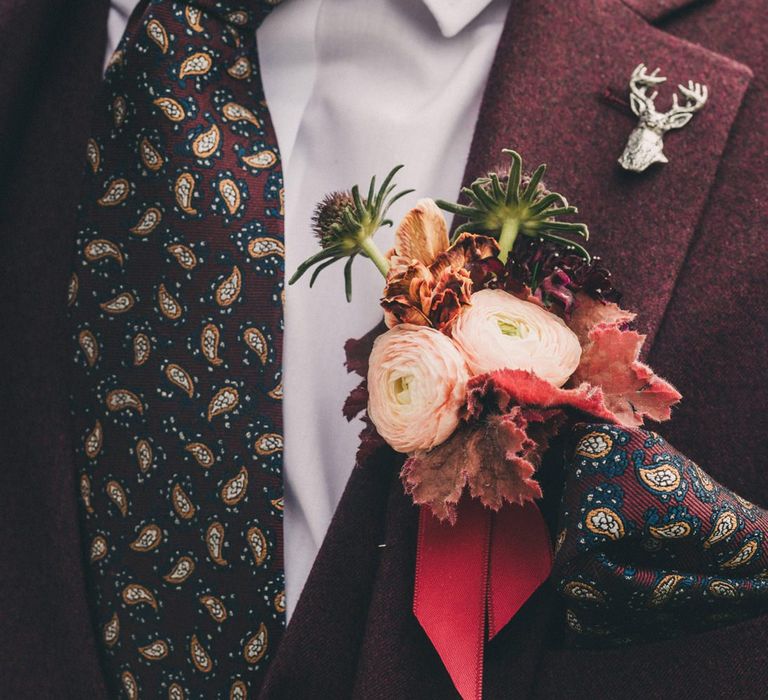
[498,217,520,264]
[359,236,390,278]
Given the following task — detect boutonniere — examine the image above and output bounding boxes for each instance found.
[291,150,681,700]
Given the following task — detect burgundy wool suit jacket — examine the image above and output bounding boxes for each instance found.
[1,0,766,697]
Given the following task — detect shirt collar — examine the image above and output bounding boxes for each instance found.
[421,0,497,38]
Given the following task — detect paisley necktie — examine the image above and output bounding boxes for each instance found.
[67,2,285,696]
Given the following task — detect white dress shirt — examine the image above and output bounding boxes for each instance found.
[106,0,509,619]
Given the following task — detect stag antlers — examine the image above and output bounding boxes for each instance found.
[628,63,708,129]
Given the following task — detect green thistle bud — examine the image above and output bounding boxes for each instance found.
[289,166,414,301]
[312,191,357,250]
[437,149,591,264]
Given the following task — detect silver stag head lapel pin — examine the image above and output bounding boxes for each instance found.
[619,63,709,173]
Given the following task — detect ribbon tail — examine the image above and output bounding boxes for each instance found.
[488,500,553,639]
[414,498,491,700]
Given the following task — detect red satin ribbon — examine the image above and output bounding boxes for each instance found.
[414,498,552,700]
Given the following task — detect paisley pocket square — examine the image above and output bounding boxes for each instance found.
[553,424,768,646]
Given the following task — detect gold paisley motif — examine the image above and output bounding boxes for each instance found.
[201,323,223,366]
[139,136,165,171]
[200,594,228,623]
[169,683,185,700]
[585,507,624,541]
[221,102,260,126]
[136,439,153,473]
[575,431,613,459]
[163,556,195,584]
[226,10,249,25]
[106,49,124,70]
[165,243,197,271]
[695,465,715,491]
[190,634,213,672]
[185,442,214,468]
[649,521,693,539]
[243,327,267,364]
[129,523,163,552]
[192,124,220,158]
[86,138,100,172]
[243,624,268,664]
[106,480,128,516]
[146,18,169,53]
[227,56,252,79]
[154,96,186,122]
[103,612,119,648]
[139,639,169,661]
[215,266,242,306]
[735,493,755,510]
[158,283,183,320]
[174,172,197,214]
[638,463,681,493]
[185,6,204,31]
[122,671,138,700]
[708,579,738,598]
[97,178,130,206]
[130,207,162,236]
[180,51,213,78]
[218,178,241,215]
[279,187,285,216]
[207,386,239,420]
[221,467,248,506]
[246,526,267,566]
[704,510,739,549]
[165,363,195,398]
[649,573,684,606]
[268,382,283,400]
[112,96,127,127]
[247,237,284,259]
[80,473,94,514]
[172,483,197,520]
[274,590,286,614]
[106,388,143,414]
[122,583,158,609]
[562,580,605,602]
[90,535,108,562]
[230,680,247,700]
[85,238,124,265]
[254,433,283,456]
[271,496,284,511]
[84,419,103,458]
[721,539,759,569]
[242,150,277,169]
[133,332,151,366]
[99,291,135,314]
[67,272,79,306]
[205,522,228,565]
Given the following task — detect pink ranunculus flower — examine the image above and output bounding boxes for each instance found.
[367,324,469,453]
[451,288,582,387]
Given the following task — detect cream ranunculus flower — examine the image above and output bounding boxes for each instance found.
[451,288,582,387]
[368,324,469,453]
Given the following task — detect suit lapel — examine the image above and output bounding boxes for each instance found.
[463,0,752,348]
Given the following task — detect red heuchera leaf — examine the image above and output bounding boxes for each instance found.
[343,380,368,421]
[567,293,635,346]
[344,322,386,378]
[572,325,681,426]
[401,407,564,523]
[566,292,681,426]
[355,415,391,469]
[466,369,618,423]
